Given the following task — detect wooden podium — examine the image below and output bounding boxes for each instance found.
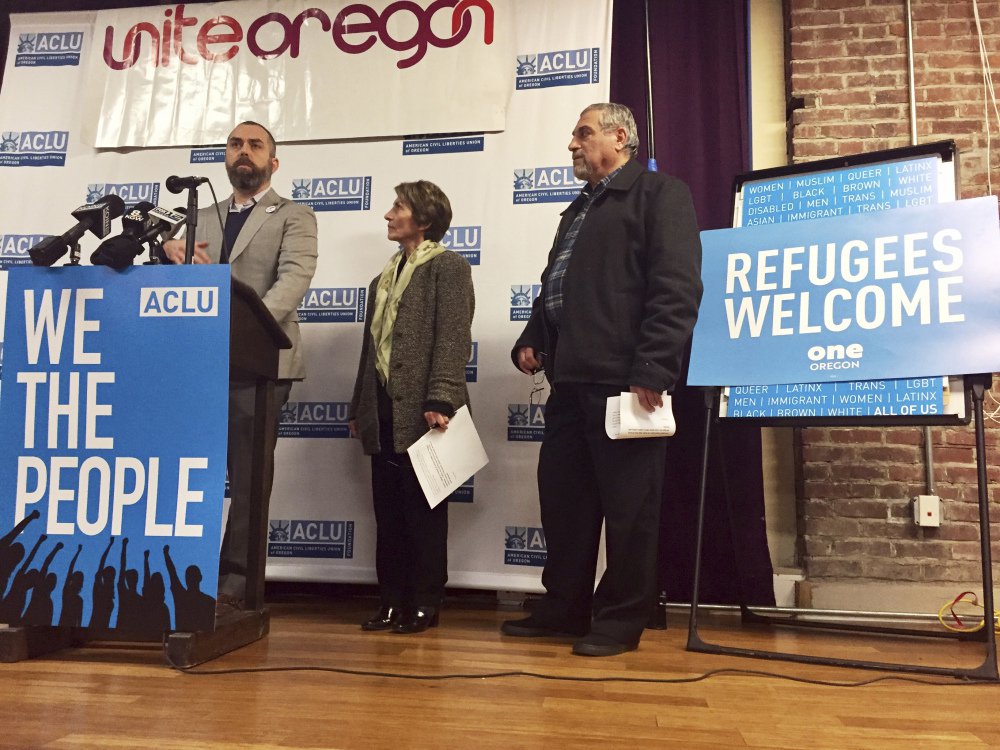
[165,277,291,667]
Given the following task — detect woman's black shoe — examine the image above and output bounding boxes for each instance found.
[392,607,439,633]
[361,605,401,631]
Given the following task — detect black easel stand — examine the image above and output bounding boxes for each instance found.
[686,375,999,681]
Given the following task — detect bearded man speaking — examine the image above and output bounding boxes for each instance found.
[163,121,318,614]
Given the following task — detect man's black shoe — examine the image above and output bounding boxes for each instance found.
[571,633,637,657]
[501,616,584,638]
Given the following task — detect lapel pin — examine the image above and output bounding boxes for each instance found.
[265,205,277,213]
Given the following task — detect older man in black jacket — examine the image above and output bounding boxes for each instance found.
[502,103,703,656]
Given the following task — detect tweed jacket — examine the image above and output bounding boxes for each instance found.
[195,188,318,380]
[513,159,703,393]
[351,250,474,455]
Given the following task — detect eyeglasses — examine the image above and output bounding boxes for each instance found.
[529,370,547,407]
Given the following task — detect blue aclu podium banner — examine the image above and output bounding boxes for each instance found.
[689,196,1000,386]
[0,265,230,635]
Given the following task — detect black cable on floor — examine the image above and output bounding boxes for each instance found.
[167,660,1000,688]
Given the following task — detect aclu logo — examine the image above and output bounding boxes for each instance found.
[504,526,547,567]
[442,225,482,265]
[508,403,545,442]
[267,519,355,559]
[0,234,48,268]
[291,177,372,212]
[0,131,68,167]
[449,477,474,504]
[466,341,479,383]
[515,47,599,90]
[279,401,351,438]
[86,182,161,209]
[513,167,584,204]
[190,147,225,164]
[139,287,219,317]
[403,134,485,156]
[299,287,367,323]
[510,284,541,321]
[15,32,83,67]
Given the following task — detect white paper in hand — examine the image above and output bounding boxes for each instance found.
[605,392,675,439]
[406,405,489,508]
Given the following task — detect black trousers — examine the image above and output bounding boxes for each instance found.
[370,383,448,609]
[531,383,667,646]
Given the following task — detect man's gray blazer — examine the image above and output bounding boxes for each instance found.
[195,188,318,380]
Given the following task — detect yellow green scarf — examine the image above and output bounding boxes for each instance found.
[370,239,446,387]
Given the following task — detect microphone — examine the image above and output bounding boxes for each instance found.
[138,206,188,265]
[29,194,127,267]
[140,205,187,243]
[165,175,208,194]
[90,201,155,270]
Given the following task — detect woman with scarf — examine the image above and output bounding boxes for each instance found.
[349,180,474,634]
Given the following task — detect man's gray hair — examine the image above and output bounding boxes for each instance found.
[582,102,639,158]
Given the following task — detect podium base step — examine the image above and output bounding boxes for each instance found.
[0,625,78,663]
[164,608,270,668]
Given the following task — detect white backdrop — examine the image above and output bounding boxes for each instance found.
[0,0,612,593]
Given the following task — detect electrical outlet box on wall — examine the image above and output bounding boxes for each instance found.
[913,495,941,527]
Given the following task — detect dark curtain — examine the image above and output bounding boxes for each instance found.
[611,0,775,606]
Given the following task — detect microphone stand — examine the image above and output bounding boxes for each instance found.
[67,240,81,266]
[182,186,199,265]
[144,239,162,265]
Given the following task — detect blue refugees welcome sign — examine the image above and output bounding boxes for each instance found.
[0,265,230,635]
[688,196,1000,386]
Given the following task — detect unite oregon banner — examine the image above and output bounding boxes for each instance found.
[83,0,514,148]
[1,0,612,599]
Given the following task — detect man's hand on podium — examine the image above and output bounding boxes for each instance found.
[162,238,211,264]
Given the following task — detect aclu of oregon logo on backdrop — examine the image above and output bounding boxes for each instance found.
[291,177,372,211]
[0,131,68,167]
[450,477,474,503]
[15,32,84,67]
[190,147,225,164]
[515,48,599,90]
[504,526,547,567]
[279,402,351,438]
[86,182,161,209]
[299,287,366,322]
[267,520,355,559]
[403,134,485,156]
[510,284,541,321]
[442,225,482,265]
[508,403,545,441]
[513,167,583,204]
[465,342,479,383]
[0,234,47,268]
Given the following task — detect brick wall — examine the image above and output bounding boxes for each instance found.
[787,0,1000,585]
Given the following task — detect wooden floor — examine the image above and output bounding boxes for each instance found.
[1,589,999,749]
